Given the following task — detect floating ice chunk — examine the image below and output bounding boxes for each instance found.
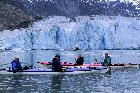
[12,48,24,52]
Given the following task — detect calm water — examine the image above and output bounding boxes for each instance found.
[0,50,140,93]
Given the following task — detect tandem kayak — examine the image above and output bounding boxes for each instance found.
[37,62,139,69]
[0,67,109,75]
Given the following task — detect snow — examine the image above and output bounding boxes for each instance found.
[0,16,140,50]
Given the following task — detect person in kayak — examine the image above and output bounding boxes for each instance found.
[102,53,111,66]
[52,54,62,72]
[75,54,84,65]
[11,57,23,73]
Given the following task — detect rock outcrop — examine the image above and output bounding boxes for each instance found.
[0,2,33,30]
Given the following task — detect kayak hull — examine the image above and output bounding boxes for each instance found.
[0,67,109,75]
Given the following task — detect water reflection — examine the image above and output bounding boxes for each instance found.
[11,75,23,88]
[51,75,64,93]
[0,75,25,93]
[0,68,139,93]
[106,68,112,76]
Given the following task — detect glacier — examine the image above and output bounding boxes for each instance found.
[0,16,140,50]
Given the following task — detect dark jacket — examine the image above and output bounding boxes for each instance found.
[103,56,111,66]
[52,58,62,72]
[76,57,84,65]
[11,60,22,72]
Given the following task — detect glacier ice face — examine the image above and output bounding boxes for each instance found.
[0,16,140,50]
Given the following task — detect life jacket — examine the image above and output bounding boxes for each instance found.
[11,60,22,71]
[52,58,62,72]
[103,56,111,66]
[76,57,84,65]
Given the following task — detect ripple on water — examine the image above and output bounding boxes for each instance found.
[0,68,139,93]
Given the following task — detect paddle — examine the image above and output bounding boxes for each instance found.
[37,61,97,69]
[62,66,69,71]
[0,62,11,71]
[0,68,6,71]
[0,62,33,71]
[22,65,33,70]
[37,61,74,66]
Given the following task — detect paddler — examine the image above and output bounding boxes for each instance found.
[11,57,23,73]
[52,54,62,72]
[75,54,84,65]
[103,53,111,66]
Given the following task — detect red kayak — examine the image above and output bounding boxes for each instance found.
[37,62,139,69]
